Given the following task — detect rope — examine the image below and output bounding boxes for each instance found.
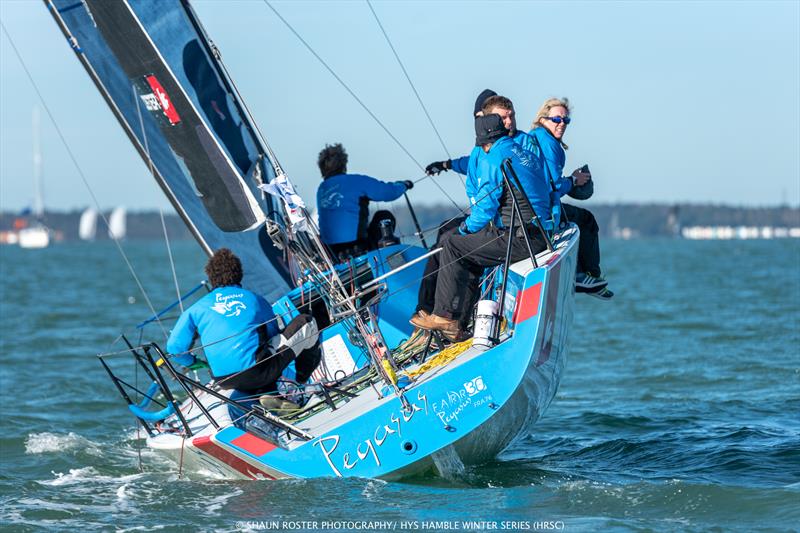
[160,210,184,314]
[178,436,186,479]
[365,0,465,189]
[261,0,464,212]
[0,21,168,339]
[404,337,473,378]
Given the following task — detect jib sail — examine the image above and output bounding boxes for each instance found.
[46,0,293,300]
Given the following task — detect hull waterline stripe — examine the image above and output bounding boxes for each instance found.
[192,435,275,480]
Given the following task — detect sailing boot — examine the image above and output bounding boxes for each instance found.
[410,312,465,342]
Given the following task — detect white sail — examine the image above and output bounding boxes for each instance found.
[79,207,98,241]
[108,207,127,240]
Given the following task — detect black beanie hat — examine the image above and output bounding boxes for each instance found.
[473,89,497,116]
[475,114,509,146]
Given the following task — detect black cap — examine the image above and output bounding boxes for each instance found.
[475,114,509,146]
[473,89,497,116]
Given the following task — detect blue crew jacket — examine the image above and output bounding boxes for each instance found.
[317,173,407,245]
[167,285,278,378]
[461,135,552,233]
[450,130,538,211]
[530,127,573,196]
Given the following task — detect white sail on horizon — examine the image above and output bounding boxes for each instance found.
[108,206,127,240]
[79,207,98,241]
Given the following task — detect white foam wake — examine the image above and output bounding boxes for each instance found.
[41,467,144,487]
[24,432,102,455]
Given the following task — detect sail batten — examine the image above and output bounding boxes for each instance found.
[47,0,292,300]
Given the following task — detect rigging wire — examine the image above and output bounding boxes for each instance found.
[160,209,184,314]
[0,20,168,339]
[261,0,464,212]
[365,0,465,187]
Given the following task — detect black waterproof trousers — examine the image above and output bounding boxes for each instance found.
[562,203,601,277]
[432,224,547,325]
[415,216,465,315]
[217,314,321,394]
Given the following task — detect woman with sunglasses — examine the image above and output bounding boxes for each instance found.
[531,97,614,300]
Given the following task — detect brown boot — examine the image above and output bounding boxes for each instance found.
[410,312,463,341]
[408,309,430,325]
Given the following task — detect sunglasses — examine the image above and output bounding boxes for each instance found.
[545,116,571,125]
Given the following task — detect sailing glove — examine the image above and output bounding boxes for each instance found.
[403,180,414,190]
[458,221,471,235]
[425,160,451,175]
[187,359,210,371]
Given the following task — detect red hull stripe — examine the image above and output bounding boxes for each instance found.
[513,282,542,324]
[230,432,276,457]
[545,252,561,266]
[144,75,181,125]
[192,435,275,480]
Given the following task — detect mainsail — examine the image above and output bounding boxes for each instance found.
[46,0,293,300]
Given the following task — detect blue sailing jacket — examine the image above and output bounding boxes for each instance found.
[167,286,278,378]
[530,127,574,197]
[450,130,537,211]
[317,174,408,245]
[462,135,552,233]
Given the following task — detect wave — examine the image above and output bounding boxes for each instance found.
[40,467,144,487]
[24,431,103,455]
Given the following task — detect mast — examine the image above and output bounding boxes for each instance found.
[32,106,44,219]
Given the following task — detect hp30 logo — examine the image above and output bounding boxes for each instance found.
[464,376,486,397]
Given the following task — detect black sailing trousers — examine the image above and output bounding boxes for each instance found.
[432,224,547,325]
[217,314,321,395]
[416,216,465,315]
[562,203,602,277]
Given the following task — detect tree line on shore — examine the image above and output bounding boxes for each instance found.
[1,203,798,241]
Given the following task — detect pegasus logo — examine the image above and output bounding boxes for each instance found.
[320,192,343,209]
[210,292,247,317]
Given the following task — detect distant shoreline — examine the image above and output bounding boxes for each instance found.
[1,203,798,241]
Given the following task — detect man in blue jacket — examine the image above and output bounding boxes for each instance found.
[412,114,551,340]
[316,143,413,259]
[167,248,321,395]
[412,93,555,324]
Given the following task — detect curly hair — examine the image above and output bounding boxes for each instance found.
[532,97,572,149]
[205,248,243,288]
[317,143,348,179]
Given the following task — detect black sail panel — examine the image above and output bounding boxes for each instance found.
[48,0,293,300]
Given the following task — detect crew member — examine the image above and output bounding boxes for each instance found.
[167,248,321,395]
[316,143,413,260]
[531,97,612,299]
[411,113,552,340]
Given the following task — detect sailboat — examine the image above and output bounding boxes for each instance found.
[18,106,50,249]
[46,0,578,479]
[108,206,127,240]
[79,207,98,241]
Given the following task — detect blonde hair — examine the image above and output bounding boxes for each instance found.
[532,97,571,149]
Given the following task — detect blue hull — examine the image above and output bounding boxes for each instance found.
[148,227,578,480]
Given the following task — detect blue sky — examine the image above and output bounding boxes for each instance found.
[1,0,798,212]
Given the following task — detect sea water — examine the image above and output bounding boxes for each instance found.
[1,239,798,531]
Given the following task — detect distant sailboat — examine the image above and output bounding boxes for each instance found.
[79,207,98,241]
[108,206,127,240]
[19,107,50,249]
